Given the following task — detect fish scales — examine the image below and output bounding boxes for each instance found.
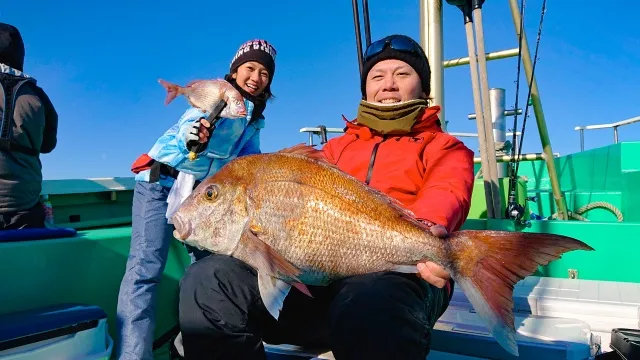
[171,144,594,357]
[240,155,444,282]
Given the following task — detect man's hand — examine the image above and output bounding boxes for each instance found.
[416,220,451,288]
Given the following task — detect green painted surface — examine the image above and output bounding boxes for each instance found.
[470,142,640,222]
[0,227,191,359]
[461,218,640,283]
[468,177,529,220]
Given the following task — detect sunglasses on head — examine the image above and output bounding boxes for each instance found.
[363,36,423,62]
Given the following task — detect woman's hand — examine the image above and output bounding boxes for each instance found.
[187,118,211,144]
[197,119,211,143]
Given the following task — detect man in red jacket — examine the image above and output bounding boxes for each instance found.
[321,34,475,289]
[178,34,475,360]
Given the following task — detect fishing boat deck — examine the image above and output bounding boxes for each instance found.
[2,142,640,359]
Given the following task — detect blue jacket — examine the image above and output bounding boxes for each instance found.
[135,98,265,188]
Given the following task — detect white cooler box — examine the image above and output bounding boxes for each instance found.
[429,304,595,359]
[0,303,113,360]
[449,276,640,354]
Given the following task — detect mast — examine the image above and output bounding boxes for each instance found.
[419,0,446,132]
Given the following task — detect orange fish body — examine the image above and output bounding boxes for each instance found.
[171,144,594,357]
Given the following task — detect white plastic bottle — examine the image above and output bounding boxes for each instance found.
[42,194,55,228]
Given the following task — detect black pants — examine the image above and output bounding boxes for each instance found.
[0,202,45,230]
[178,254,450,360]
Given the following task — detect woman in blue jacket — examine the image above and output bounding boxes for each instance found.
[115,39,277,360]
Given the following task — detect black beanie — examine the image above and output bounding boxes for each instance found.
[229,39,277,88]
[360,35,431,99]
[0,22,25,71]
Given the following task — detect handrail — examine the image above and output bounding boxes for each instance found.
[299,127,521,145]
[574,115,640,151]
[447,131,521,139]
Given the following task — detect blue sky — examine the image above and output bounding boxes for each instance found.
[3,0,639,180]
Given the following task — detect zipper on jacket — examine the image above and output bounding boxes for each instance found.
[365,136,386,185]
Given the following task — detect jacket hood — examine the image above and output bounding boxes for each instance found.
[344,105,443,139]
[0,23,25,71]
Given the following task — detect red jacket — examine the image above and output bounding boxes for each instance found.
[321,106,475,233]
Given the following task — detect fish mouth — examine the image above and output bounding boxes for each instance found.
[172,213,192,240]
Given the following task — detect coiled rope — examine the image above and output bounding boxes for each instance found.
[549,201,624,222]
[474,169,624,222]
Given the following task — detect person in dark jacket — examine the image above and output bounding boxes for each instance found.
[0,22,58,230]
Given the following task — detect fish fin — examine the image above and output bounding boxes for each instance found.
[158,79,182,106]
[291,282,313,297]
[365,185,418,220]
[243,225,301,279]
[276,143,333,165]
[185,79,206,87]
[275,144,422,226]
[257,272,291,320]
[445,230,594,356]
[240,224,313,298]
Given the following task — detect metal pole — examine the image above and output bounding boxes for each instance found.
[468,108,522,119]
[352,0,364,76]
[508,0,568,220]
[580,129,584,151]
[490,88,507,177]
[472,7,502,217]
[475,152,558,164]
[362,0,372,47]
[420,0,446,131]
[464,20,496,219]
[444,48,520,68]
[614,127,619,144]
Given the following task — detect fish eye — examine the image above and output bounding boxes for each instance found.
[204,184,219,201]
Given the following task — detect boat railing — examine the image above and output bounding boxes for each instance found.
[299,127,558,164]
[574,115,640,151]
[41,177,135,195]
[300,126,522,146]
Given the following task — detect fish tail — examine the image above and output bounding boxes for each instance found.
[444,230,594,356]
[158,79,182,105]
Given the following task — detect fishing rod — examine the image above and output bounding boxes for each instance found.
[352,0,364,75]
[505,0,527,221]
[186,99,227,161]
[362,0,372,47]
[351,0,372,76]
[514,0,547,177]
[506,0,548,222]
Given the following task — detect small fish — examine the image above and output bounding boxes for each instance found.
[158,78,247,118]
[171,144,594,357]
